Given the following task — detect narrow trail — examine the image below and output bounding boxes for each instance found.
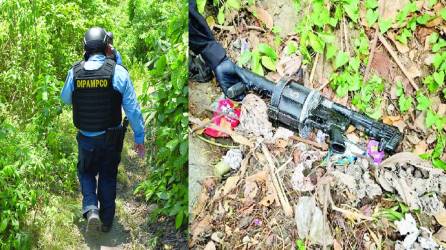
[74,134,152,250]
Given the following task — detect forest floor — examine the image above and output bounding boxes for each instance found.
[189,0,446,249]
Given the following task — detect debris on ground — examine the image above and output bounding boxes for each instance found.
[376,152,446,214]
[222,149,243,170]
[189,0,446,248]
[235,94,273,142]
[295,196,333,247]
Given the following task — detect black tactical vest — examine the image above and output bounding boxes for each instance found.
[72,58,122,131]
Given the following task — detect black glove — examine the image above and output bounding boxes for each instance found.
[214,58,246,101]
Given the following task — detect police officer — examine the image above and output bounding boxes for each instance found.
[61,27,145,233]
[189,0,250,100]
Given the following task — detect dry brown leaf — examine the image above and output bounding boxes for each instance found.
[434,227,446,242]
[191,215,212,242]
[223,175,240,195]
[230,132,253,147]
[333,239,342,250]
[346,125,356,133]
[414,141,428,155]
[246,170,268,183]
[393,120,406,133]
[260,194,275,207]
[435,211,446,227]
[192,191,210,219]
[244,180,259,200]
[204,241,216,250]
[426,17,443,27]
[438,104,446,116]
[407,63,422,79]
[381,0,409,22]
[251,7,273,30]
[415,111,427,132]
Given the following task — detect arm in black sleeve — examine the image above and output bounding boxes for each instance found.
[189,0,226,70]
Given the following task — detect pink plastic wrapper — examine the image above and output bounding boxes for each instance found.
[204,99,241,138]
[367,140,385,164]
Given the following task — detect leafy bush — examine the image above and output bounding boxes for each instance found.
[129,0,189,228]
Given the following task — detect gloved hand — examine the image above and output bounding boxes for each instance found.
[214,58,246,101]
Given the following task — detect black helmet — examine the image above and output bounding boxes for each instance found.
[106,31,113,45]
[83,27,108,53]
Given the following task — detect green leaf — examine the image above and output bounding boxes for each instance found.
[197,0,207,14]
[308,32,325,53]
[416,93,431,111]
[226,0,241,10]
[261,56,276,71]
[396,81,404,97]
[296,239,306,250]
[365,0,378,9]
[344,0,359,23]
[432,39,446,52]
[398,95,413,113]
[238,50,251,66]
[428,32,439,44]
[251,51,264,76]
[417,14,433,25]
[433,158,446,169]
[425,110,438,128]
[433,71,445,85]
[366,9,379,26]
[336,84,349,97]
[318,32,336,44]
[334,51,349,69]
[175,211,184,229]
[378,19,392,34]
[440,8,446,21]
[217,6,225,24]
[432,53,444,69]
[257,43,277,60]
[396,29,411,44]
[285,41,298,55]
[326,44,337,60]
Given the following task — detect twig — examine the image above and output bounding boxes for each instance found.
[309,53,319,88]
[343,17,350,56]
[214,24,235,32]
[364,0,384,82]
[317,81,330,91]
[378,34,419,91]
[196,134,240,149]
[364,30,379,82]
[260,144,294,217]
[246,25,266,33]
[290,135,328,150]
[276,157,293,174]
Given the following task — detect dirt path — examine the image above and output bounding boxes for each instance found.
[73,133,186,249]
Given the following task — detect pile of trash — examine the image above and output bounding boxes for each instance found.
[190,94,446,249]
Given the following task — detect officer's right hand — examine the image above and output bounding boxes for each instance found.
[134,143,145,159]
[214,58,246,101]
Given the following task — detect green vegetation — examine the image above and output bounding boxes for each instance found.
[0,0,187,248]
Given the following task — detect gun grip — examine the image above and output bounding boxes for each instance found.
[227,82,246,99]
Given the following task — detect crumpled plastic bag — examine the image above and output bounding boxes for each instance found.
[204,99,240,138]
[295,196,333,246]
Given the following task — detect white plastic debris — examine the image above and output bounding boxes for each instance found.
[316,130,327,144]
[223,149,243,170]
[272,127,294,142]
[295,196,333,246]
